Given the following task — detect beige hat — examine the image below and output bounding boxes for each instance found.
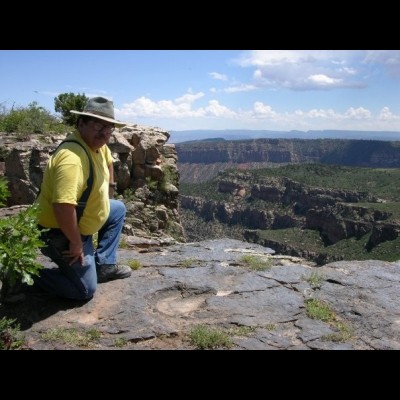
[70,96,126,127]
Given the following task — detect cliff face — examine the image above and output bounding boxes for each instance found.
[180,172,399,263]
[0,126,185,243]
[176,138,400,182]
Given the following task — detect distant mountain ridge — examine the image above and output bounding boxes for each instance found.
[175,138,400,169]
[170,129,400,143]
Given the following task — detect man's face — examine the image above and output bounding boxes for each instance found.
[79,118,115,151]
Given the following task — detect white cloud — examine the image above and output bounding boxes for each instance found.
[235,50,326,67]
[307,74,342,87]
[364,50,400,66]
[224,84,257,93]
[345,107,371,119]
[364,50,400,77]
[116,92,400,132]
[253,102,278,118]
[339,66,357,75]
[175,92,204,104]
[204,100,236,117]
[118,92,236,120]
[238,102,393,130]
[209,72,228,81]
[307,108,341,119]
[119,96,203,118]
[378,106,400,121]
[233,50,367,91]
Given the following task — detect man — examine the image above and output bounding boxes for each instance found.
[34,97,132,300]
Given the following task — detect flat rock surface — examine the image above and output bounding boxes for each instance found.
[1,239,399,350]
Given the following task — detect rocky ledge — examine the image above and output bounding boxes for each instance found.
[1,238,399,350]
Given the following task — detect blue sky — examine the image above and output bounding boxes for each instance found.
[1,50,400,132]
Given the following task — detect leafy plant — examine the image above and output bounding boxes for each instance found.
[0,317,24,350]
[0,204,45,301]
[0,177,10,207]
[161,164,178,190]
[122,188,137,202]
[145,176,158,190]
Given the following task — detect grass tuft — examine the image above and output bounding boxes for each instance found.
[41,327,101,348]
[302,271,325,289]
[188,325,233,350]
[305,298,354,342]
[114,337,128,348]
[127,259,142,270]
[240,254,273,271]
[180,258,196,268]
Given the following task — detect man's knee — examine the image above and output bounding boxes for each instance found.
[73,282,96,300]
[110,199,126,217]
[73,281,97,300]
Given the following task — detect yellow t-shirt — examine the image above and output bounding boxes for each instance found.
[37,132,113,235]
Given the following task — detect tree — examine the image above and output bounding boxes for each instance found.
[54,93,88,126]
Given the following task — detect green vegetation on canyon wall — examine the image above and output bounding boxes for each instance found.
[180,164,400,263]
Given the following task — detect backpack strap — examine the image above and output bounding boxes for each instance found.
[57,140,94,222]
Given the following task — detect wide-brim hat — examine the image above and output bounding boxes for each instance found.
[70,96,126,128]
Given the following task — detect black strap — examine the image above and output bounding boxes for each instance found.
[57,140,94,222]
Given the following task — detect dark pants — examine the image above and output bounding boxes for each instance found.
[35,199,126,300]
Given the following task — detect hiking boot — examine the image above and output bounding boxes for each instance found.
[0,280,27,305]
[96,264,132,283]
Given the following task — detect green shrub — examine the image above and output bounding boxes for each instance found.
[0,177,10,207]
[161,164,178,190]
[0,108,25,133]
[0,317,24,350]
[145,177,158,190]
[0,204,45,300]
[122,188,137,202]
[0,101,70,136]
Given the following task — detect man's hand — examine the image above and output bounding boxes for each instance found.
[62,239,84,265]
[53,203,84,266]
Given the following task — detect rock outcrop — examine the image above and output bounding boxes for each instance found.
[1,239,399,350]
[0,126,185,243]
